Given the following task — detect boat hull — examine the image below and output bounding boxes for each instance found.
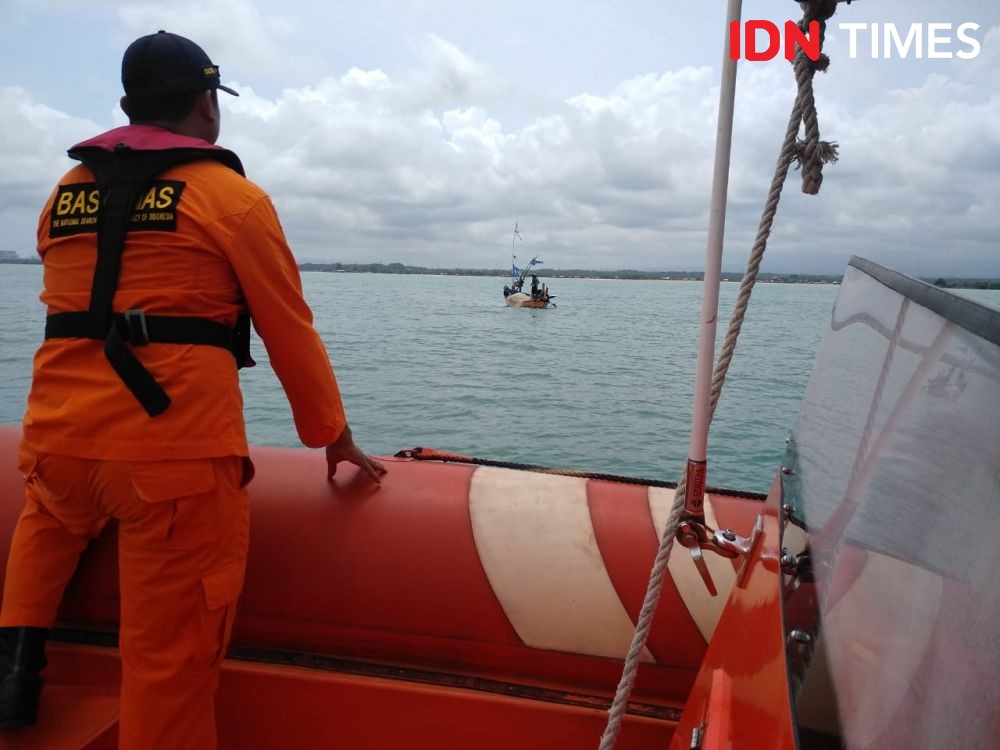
[0,424,765,747]
[505,291,551,308]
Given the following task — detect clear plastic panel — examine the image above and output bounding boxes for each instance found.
[783,260,1000,749]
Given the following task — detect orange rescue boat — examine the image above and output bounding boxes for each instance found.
[0,427,766,748]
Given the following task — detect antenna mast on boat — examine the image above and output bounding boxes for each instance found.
[681,0,845,553]
[511,219,521,285]
[683,0,742,525]
[512,219,522,266]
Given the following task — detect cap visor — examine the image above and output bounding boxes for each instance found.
[217,84,239,96]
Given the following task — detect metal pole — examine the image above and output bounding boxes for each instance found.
[684,0,742,517]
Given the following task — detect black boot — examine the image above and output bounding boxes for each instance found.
[0,627,49,729]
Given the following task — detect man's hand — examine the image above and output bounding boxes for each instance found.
[325,424,386,483]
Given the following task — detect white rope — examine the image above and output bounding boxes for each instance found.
[597,4,838,747]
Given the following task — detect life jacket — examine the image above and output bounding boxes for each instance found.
[43,127,254,417]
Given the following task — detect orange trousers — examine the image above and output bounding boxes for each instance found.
[0,445,251,750]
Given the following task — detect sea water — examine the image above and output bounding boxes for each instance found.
[2,263,996,493]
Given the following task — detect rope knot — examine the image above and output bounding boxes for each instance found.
[788,51,830,73]
[789,2,839,195]
[792,139,839,195]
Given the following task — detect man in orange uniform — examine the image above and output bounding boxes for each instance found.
[0,30,385,747]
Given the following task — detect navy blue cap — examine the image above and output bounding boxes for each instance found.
[122,30,238,97]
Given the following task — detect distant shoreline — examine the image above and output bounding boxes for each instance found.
[2,257,998,290]
[296,262,1000,290]
[299,262,842,285]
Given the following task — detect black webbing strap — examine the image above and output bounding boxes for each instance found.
[232,313,254,368]
[56,143,248,417]
[46,311,253,416]
[46,311,237,347]
[104,321,170,415]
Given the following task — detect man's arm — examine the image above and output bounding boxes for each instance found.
[226,196,385,482]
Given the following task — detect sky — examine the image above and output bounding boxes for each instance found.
[0,0,997,277]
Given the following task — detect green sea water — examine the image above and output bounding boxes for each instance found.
[2,263,997,493]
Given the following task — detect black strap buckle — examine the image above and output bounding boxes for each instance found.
[122,309,149,346]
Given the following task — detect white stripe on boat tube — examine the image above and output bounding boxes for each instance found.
[469,466,654,662]
[649,487,734,642]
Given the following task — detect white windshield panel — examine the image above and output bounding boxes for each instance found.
[784,258,1000,748]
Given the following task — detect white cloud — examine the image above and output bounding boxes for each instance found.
[0,86,101,251]
[115,0,297,73]
[785,45,1000,276]
[1,14,997,277]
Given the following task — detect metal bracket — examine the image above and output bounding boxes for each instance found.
[677,519,754,596]
[122,309,149,346]
[689,723,705,750]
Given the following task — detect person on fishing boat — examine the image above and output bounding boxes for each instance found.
[530,273,540,299]
[0,30,385,749]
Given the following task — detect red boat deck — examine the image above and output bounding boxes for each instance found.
[0,642,678,749]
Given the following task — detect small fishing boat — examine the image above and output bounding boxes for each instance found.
[3,2,998,748]
[503,222,555,308]
[503,283,553,308]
